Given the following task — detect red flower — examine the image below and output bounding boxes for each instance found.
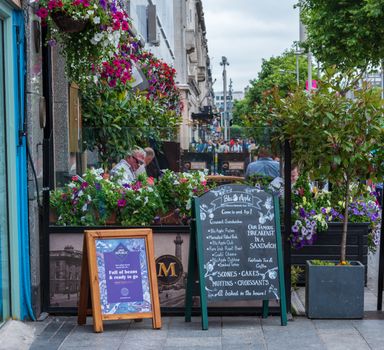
[36,8,49,19]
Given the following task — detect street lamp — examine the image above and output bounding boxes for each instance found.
[220,56,229,140]
[294,45,303,86]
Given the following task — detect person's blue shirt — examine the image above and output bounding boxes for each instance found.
[245,157,280,179]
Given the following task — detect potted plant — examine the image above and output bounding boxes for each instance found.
[50,168,210,227]
[50,168,122,226]
[290,174,381,286]
[265,71,384,318]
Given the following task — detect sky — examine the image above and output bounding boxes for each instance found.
[203,0,300,92]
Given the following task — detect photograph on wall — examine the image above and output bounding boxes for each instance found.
[49,234,83,308]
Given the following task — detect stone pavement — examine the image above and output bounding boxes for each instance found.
[3,250,384,350]
[27,315,384,350]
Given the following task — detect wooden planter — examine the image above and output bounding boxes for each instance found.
[291,222,369,285]
[306,260,364,319]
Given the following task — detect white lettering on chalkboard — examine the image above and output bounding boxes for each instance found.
[199,185,280,301]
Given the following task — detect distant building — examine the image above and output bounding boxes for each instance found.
[214,90,245,112]
[129,0,215,150]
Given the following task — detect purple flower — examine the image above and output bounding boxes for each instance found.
[299,207,306,218]
[95,183,101,191]
[292,224,299,233]
[99,0,107,10]
[48,39,57,47]
[110,0,117,13]
[321,207,327,214]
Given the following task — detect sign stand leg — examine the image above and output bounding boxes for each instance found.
[147,232,162,329]
[86,234,104,333]
[274,197,287,326]
[262,300,269,318]
[185,224,197,322]
[194,198,209,330]
[197,252,208,331]
[78,237,90,325]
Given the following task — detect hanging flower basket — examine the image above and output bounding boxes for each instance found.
[51,11,88,33]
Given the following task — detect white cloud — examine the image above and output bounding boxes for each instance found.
[203,0,300,92]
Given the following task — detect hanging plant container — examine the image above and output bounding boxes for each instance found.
[51,11,88,33]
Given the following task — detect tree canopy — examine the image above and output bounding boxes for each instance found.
[300,0,384,71]
[232,50,316,126]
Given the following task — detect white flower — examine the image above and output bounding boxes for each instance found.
[82,203,88,212]
[87,10,94,17]
[91,33,103,44]
[93,17,101,24]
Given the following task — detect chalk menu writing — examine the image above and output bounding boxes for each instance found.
[198,185,280,301]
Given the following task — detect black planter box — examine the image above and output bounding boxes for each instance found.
[291,222,369,285]
[305,260,364,319]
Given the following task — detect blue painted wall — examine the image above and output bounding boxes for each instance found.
[12,10,35,321]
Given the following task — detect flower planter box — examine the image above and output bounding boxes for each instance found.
[305,260,364,319]
[291,222,369,285]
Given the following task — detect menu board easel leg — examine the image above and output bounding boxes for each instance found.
[274,197,288,326]
[86,233,104,333]
[262,300,269,318]
[147,231,162,329]
[78,237,90,325]
[194,199,209,331]
[185,224,197,323]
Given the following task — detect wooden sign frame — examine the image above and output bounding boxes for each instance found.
[78,229,161,332]
[185,190,287,330]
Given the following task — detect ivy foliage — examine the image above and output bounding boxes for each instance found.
[300,0,384,70]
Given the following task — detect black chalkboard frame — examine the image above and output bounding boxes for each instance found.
[185,186,287,329]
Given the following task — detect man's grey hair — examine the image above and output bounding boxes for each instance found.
[128,147,146,158]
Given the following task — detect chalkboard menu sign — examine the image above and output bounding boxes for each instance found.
[199,185,279,300]
[185,184,287,329]
[78,229,161,332]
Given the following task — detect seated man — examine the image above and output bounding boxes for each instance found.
[110,147,146,185]
[136,147,163,179]
[245,147,280,179]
